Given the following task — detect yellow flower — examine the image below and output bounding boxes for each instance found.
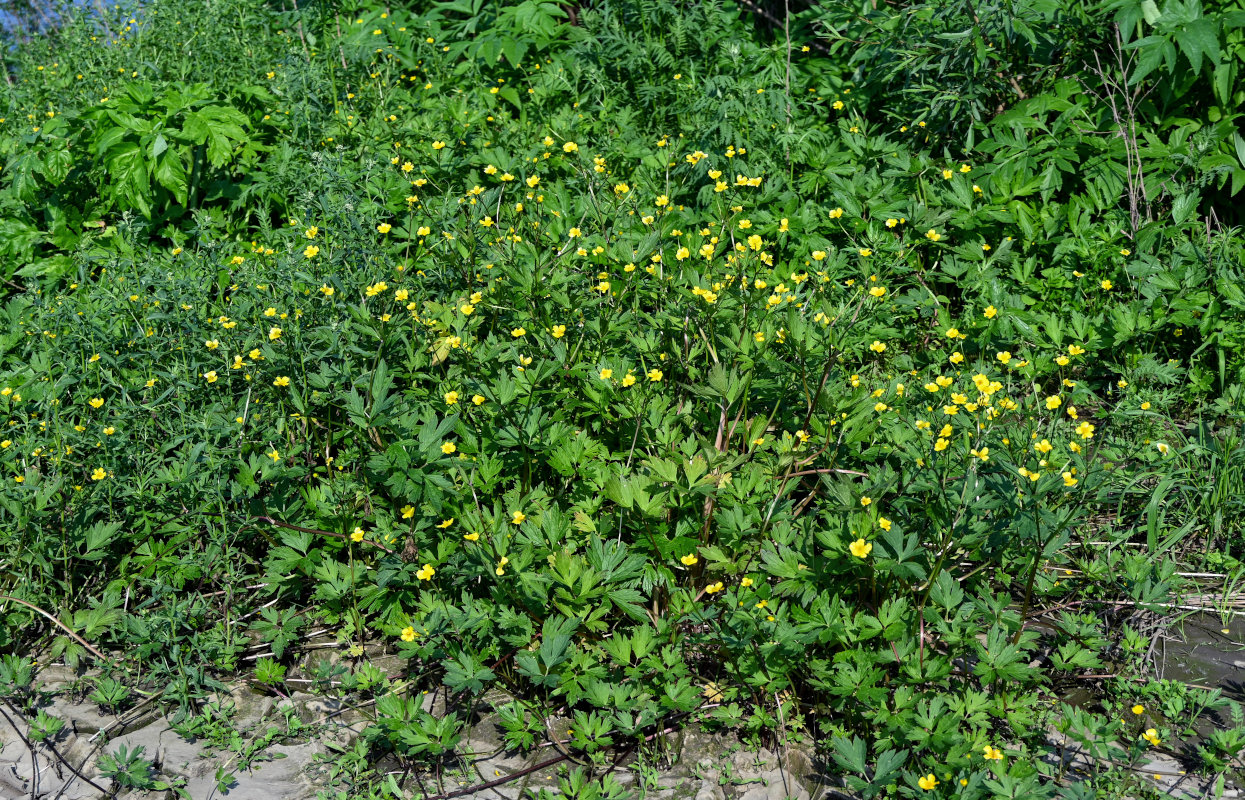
[1101,279,1113,290]
[269,326,282,341]
[1120,248,1131,256]
[655,194,669,207]
[511,511,526,525]
[705,581,724,594]
[1156,442,1170,456]
[1062,471,1078,486]
[89,397,104,409]
[859,248,872,257]
[304,245,319,259]
[869,340,887,353]
[949,352,964,364]
[441,442,457,455]
[552,324,566,338]
[91,467,107,481]
[1141,728,1161,746]
[925,229,941,242]
[401,505,415,519]
[971,447,989,461]
[849,538,872,559]
[351,526,365,542]
[1068,344,1085,356]
[680,553,699,566]
[983,305,997,318]
[934,438,949,451]
[878,517,892,531]
[273,376,291,387]
[444,390,459,406]
[982,745,1003,761]
[472,394,486,405]
[647,368,663,382]
[599,368,614,381]
[305,226,318,239]
[622,373,637,387]
[203,371,218,383]
[860,496,872,506]
[1045,396,1062,410]
[511,327,526,338]
[400,626,416,642]
[432,140,446,150]
[416,563,436,580]
[829,207,843,219]
[1132,704,1145,715]
[918,774,939,791]
[869,286,886,297]
[464,532,480,541]
[495,556,510,575]
[1076,421,1095,439]
[377,223,392,234]
[996,351,1011,365]
[874,402,888,412]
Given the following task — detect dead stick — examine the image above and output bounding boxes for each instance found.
[0,595,116,667]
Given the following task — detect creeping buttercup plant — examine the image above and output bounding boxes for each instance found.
[1,0,1244,797]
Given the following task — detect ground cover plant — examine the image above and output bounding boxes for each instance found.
[3,0,1245,797]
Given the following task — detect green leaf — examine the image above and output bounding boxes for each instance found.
[1174,17,1219,73]
[105,141,152,216]
[154,149,189,205]
[831,735,868,774]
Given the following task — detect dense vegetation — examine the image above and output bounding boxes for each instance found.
[3,0,1245,797]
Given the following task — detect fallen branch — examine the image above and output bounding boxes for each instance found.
[0,595,117,668]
